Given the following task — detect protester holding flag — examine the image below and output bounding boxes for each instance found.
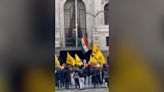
[64,65,71,89]
[78,66,85,89]
[73,65,80,89]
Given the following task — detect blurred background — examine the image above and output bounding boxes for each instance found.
[110,0,164,92]
[0,0,55,92]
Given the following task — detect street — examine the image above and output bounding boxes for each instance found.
[56,88,108,92]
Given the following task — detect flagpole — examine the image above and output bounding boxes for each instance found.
[75,0,78,47]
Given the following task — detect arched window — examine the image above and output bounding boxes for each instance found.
[104,3,109,25]
[64,0,86,47]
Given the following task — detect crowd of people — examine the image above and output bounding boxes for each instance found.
[55,64,109,90]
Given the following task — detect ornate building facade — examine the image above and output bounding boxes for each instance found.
[55,0,110,62]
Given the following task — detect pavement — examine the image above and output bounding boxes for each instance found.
[56,87,109,92]
[56,85,109,92]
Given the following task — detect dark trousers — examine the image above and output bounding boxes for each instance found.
[84,76,86,84]
[62,80,65,87]
[74,78,80,88]
[65,78,70,89]
[56,80,59,88]
[98,75,102,85]
[92,76,98,87]
[59,79,63,88]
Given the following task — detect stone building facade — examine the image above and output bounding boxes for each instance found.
[55,0,110,62]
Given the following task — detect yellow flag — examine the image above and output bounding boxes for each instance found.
[55,54,60,66]
[92,43,106,65]
[92,43,99,56]
[88,55,97,64]
[75,54,83,66]
[66,52,75,65]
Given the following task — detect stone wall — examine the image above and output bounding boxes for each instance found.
[55,0,110,51]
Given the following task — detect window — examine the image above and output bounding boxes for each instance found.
[106,36,109,46]
[64,0,86,47]
[104,3,109,25]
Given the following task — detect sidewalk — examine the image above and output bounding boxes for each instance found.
[56,84,108,90]
[56,88,109,92]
